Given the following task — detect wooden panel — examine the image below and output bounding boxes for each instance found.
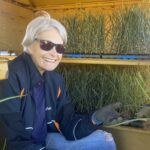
[30,0,98,7]
[3,0,147,22]
[30,0,142,7]
[4,0,146,11]
[1,56,150,66]
[0,1,33,52]
[61,58,150,66]
[15,0,31,5]
[29,0,147,19]
[30,0,145,10]
[0,62,8,79]
[105,126,150,150]
[0,56,16,61]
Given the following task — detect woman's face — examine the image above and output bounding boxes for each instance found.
[28,28,64,75]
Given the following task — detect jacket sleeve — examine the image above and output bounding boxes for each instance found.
[56,77,100,140]
[0,79,47,150]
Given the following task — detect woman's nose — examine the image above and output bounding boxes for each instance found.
[49,46,57,55]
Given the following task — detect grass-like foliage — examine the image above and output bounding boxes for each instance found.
[60,4,150,54]
[57,64,150,118]
[109,5,150,54]
[61,10,105,54]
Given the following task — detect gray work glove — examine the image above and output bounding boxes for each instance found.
[91,102,122,125]
[136,105,150,118]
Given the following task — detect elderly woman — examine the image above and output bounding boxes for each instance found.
[0,11,120,150]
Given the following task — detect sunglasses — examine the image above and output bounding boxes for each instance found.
[35,38,65,54]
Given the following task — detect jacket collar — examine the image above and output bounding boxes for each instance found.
[22,52,44,87]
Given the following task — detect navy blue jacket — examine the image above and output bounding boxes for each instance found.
[0,52,99,150]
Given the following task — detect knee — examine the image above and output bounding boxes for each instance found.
[91,130,116,145]
[91,130,114,140]
[104,132,114,142]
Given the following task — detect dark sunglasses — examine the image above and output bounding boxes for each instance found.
[35,38,65,54]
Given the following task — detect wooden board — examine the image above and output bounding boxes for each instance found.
[28,0,147,14]
[105,126,150,150]
[0,1,33,52]
[29,0,143,8]
[1,55,150,66]
[61,58,150,66]
[0,63,8,79]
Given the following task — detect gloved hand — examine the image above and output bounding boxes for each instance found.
[136,104,150,118]
[91,102,122,125]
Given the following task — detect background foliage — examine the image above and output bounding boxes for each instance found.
[57,64,150,117]
[61,5,150,54]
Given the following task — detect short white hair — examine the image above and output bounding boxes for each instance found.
[22,11,67,52]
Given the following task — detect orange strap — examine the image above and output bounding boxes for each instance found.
[20,88,25,97]
[57,86,61,98]
[54,121,62,134]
